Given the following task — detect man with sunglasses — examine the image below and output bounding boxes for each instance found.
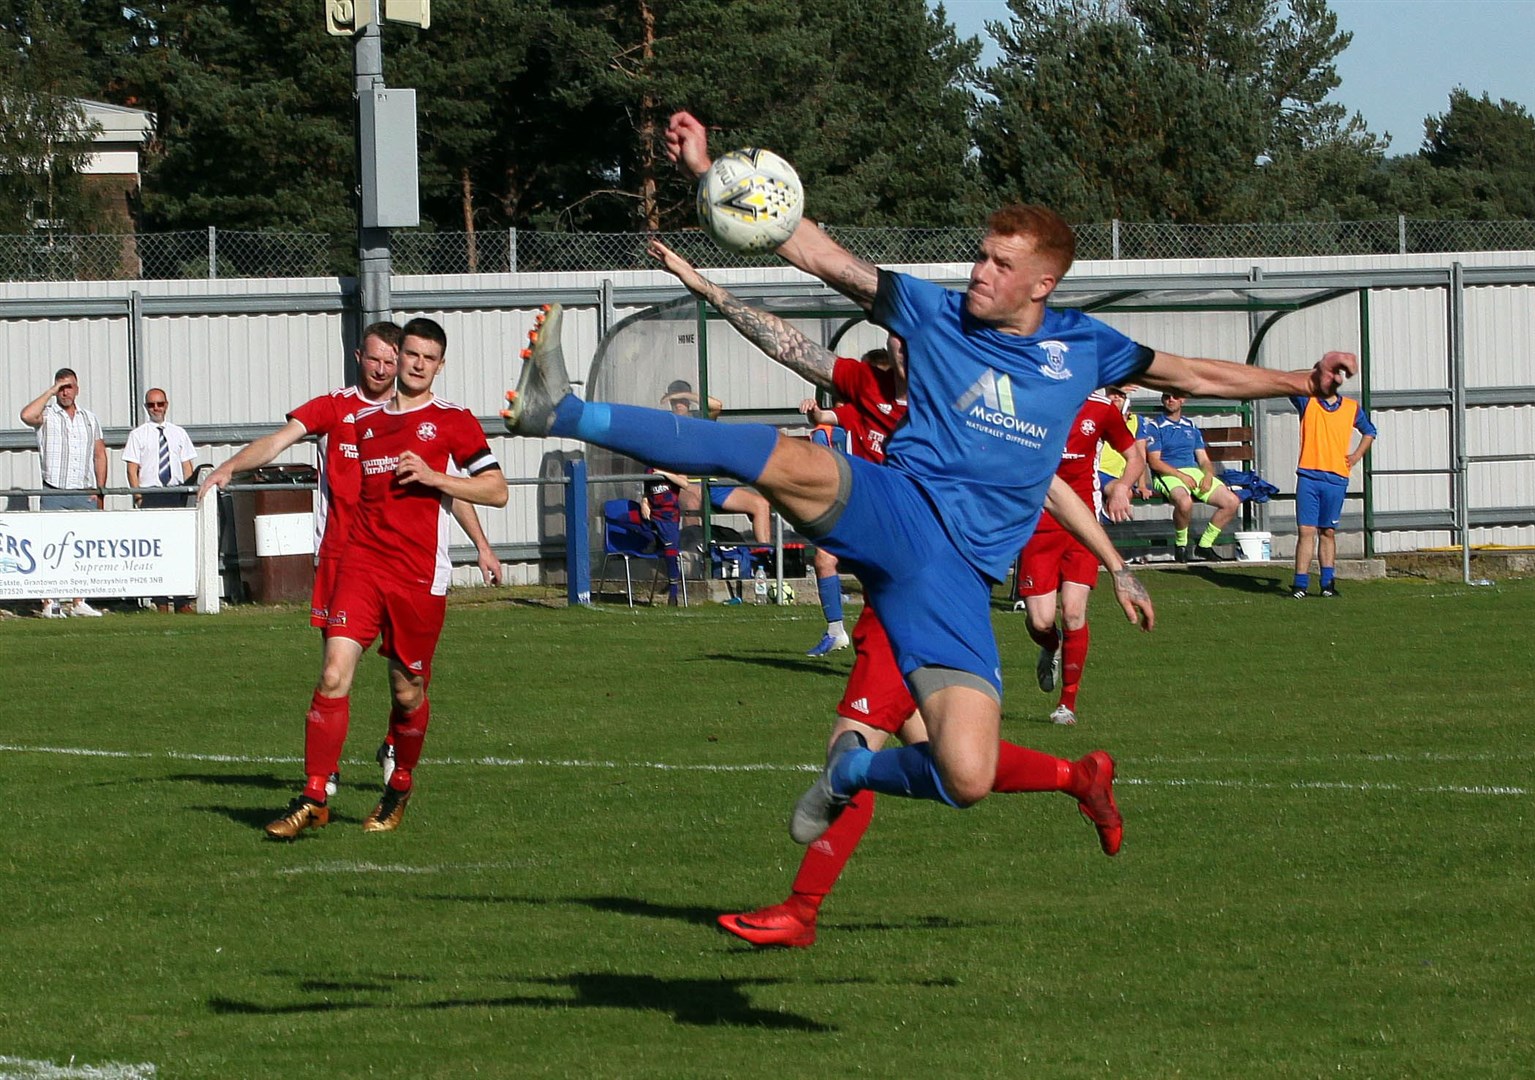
[123,389,198,612]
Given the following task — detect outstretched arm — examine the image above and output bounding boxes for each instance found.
[197,418,309,500]
[1142,350,1357,401]
[663,110,879,312]
[649,239,836,389]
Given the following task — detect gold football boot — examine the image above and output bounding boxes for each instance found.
[361,786,412,833]
[265,797,330,840]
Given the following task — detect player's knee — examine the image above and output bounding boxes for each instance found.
[945,774,991,808]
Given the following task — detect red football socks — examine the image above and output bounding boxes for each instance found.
[1060,624,1089,709]
[991,739,1074,793]
[387,699,430,791]
[787,792,876,916]
[302,691,350,801]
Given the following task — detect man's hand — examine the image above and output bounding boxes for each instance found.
[477,547,502,585]
[1195,472,1213,496]
[1110,568,1155,632]
[1101,480,1133,522]
[1309,351,1357,397]
[648,239,710,295]
[664,111,712,179]
[395,451,438,488]
[197,464,232,501]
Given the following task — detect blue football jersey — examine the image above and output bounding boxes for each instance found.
[874,271,1152,579]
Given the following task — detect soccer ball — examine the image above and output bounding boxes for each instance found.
[695,148,804,255]
[768,581,797,605]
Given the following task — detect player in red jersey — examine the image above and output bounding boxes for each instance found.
[799,344,908,655]
[262,317,508,839]
[649,240,1125,947]
[1014,391,1145,726]
[200,322,502,790]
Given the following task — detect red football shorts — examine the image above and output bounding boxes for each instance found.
[836,604,917,734]
[325,566,447,683]
[1016,526,1099,598]
[310,555,343,628]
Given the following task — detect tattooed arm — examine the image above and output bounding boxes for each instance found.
[648,239,837,390]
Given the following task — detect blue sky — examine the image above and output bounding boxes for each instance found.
[934,0,1535,155]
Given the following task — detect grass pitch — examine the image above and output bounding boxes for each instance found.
[2,568,1531,1078]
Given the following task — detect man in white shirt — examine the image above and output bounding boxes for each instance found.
[19,367,107,618]
[123,388,198,612]
[123,388,196,508]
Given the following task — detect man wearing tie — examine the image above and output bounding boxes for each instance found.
[124,389,196,507]
[123,388,197,611]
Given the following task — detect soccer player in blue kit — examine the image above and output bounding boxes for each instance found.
[504,111,1357,856]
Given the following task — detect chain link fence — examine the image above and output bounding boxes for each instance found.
[2,218,1533,282]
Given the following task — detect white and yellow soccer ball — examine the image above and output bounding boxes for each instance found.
[768,581,797,605]
[695,148,804,255]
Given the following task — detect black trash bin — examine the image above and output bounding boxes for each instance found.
[229,464,317,604]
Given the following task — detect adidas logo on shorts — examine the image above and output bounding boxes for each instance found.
[850,697,870,714]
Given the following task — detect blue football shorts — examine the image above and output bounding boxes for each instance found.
[1294,475,1347,529]
[815,454,1004,697]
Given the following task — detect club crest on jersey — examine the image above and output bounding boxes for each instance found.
[1080,418,1098,437]
[1038,340,1073,381]
[877,403,892,414]
[416,421,438,441]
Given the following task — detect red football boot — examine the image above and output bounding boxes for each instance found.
[717,903,817,948]
[1074,750,1123,856]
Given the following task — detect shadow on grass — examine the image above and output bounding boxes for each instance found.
[1183,565,1288,594]
[211,971,835,1030]
[699,652,849,678]
[166,771,294,792]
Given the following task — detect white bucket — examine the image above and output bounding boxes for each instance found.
[1234,531,1272,561]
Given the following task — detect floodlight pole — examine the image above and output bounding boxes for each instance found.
[354,18,392,334]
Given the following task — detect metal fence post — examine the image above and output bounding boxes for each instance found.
[565,457,591,606]
[208,226,217,279]
[1112,218,1121,260]
[509,227,517,273]
[1399,214,1407,255]
[1449,262,1470,584]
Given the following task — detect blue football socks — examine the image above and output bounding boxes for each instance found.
[832,743,959,808]
[1319,567,1335,589]
[1293,572,1310,591]
[550,396,777,485]
[816,573,843,625]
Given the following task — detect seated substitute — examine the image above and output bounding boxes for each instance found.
[1142,389,1241,561]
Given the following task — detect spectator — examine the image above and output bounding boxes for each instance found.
[1142,389,1241,561]
[640,468,690,605]
[123,388,198,613]
[123,389,196,508]
[1290,392,1377,598]
[662,380,774,545]
[19,367,106,618]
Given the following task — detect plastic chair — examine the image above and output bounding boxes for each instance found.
[597,499,687,607]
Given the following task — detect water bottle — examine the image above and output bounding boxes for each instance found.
[753,564,768,602]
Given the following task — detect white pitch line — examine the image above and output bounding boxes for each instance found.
[0,1057,156,1080]
[2,743,1524,797]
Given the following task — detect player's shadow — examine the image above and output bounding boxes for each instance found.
[699,652,848,678]
[567,894,723,928]
[210,971,834,1030]
[166,771,294,792]
[1183,565,1287,594]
